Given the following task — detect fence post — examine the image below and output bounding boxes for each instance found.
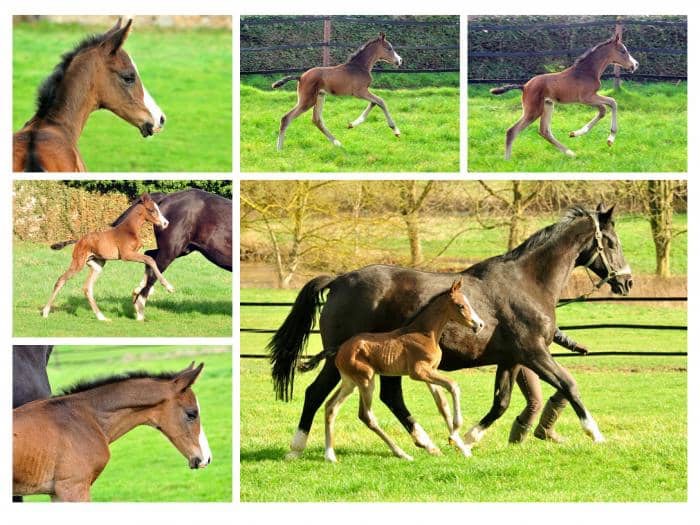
[322,17,331,67]
[613,18,623,90]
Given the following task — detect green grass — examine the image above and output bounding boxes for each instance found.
[240,289,687,501]
[241,72,460,91]
[13,21,232,171]
[468,81,687,172]
[240,84,459,172]
[13,241,232,337]
[23,345,232,502]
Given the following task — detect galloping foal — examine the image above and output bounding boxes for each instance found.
[491,28,638,159]
[301,278,485,462]
[42,193,174,321]
[272,32,402,150]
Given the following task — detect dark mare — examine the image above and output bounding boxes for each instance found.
[12,345,53,503]
[270,205,633,459]
[110,189,233,320]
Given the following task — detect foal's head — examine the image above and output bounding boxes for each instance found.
[447,278,485,333]
[152,362,212,469]
[372,33,402,67]
[82,19,166,137]
[138,193,169,229]
[605,29,639,72]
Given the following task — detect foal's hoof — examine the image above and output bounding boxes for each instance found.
[397,453,414,461]
[332,139,342,147]
[393,128,401,137]
[285,450,303,461]
[569,131,576,137]
[324,450,338,463]
[165,284,175,293]
[347,122,354,129]
[41,307,50,318]
[565,149,576,157]
[426,446,443,456]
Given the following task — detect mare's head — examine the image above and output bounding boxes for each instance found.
[372,32,402,67]
[605,28,639,72]
[447,278,485,334]
[139,193,169,229]
[578,203,633,295]
[151,362,212,469]
[79,19,166,136]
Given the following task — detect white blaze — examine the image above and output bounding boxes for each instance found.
[130,55,165,130]
[196,400,212,466]
[393,51,402,66]
[152,202,169,228]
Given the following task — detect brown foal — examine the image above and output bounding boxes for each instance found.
[307,279,484,462]
[13,18,165,172]
[13,362,212,502]
[491,28,639,159]
[273,32,402,150]
[42,193,174,321]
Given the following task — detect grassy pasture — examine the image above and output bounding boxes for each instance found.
[21,345,232,502]
[468,81,687,172]
[13,21,232,171]
[239,288,687,502]
[13,241,232,337]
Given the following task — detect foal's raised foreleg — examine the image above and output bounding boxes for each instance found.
[312,93,341,147]
[83,258,108,321]
[588,94,618,146]
[569,105,606,138]
[122,252,175,293]
[539,98,575,157]
[357,90,400,137]
[348,102,375,129]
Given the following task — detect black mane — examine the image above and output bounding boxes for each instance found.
[346,36,381,64]
[58,370,179,396]
[572,36,615,68]
[35,32,110,119]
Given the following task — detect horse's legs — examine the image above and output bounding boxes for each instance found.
[311,93,341,146]
[464,364,517,446]
[587,94,618,146]
[525,351,605,442]
[323,378,355,463]
[504,108,540,160]
[42,251,87,317]
[287,358,341,460]
[379,376,440,454]
[82,258,108,321]
[277,87,316,150]
[121,252,174,292]
[569,105,606,138]
[357,90,400,137]
[357,377,413,460]
[133,248,171,321]
[508,367,543,443]
[348,102,376,129]
[539,98,575,157]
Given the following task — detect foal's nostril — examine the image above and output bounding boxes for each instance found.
[628,279,633,290]
[160,115,166,126]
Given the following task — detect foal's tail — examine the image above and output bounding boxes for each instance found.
[271,75,301,89]
[50,240,77,250]
[297,346,338,373]
[268,274,336,401]
[490,84,524,95]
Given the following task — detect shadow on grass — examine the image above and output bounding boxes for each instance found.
[240,445,410,463]
[50,296,232,320]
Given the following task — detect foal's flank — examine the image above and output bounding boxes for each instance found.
[491,27,638,159]
[41,193,173,321]
[315,278,484,463]
[273,32,402,150]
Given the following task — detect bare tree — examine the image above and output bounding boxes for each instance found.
[646,180,685,277]
[396,180,435,266]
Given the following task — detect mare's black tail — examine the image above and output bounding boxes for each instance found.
[490,84,524,95]
[50,240,77,250]
[271,75,301,89]
[268,275,335,401]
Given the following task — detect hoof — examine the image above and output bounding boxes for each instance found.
[324,450,338,463]
[464,425,485,446]
[332,139,342,147]
[41,308,50,318]
[96,314,110,322]
[565,149,576,157]
[347,123,354,129]
[607,139,614,147]
[398,453,414,461]
[285,450,303,461]
[426,447,443,456]
[534,426,566,444]
[165,284,175,293]
[569,131,576,137]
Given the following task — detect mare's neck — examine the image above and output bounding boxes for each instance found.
[40,59,99,144]
[405,294,451,342]
[78,380,168,443]
[517,218,594,304]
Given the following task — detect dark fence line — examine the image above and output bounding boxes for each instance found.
[470,74,687,83]
[242,16,457,27]
[241,43,460,52]
[470,47,684,58]
[469,19,687,32]
[241,68,460,75]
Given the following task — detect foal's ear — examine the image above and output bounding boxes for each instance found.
[105,18,123,36]
[451,278,463,292]
[173,362,205,392]
[140,192,152,203]
[379,32,386,40]
[102,18,133,55]
[613,27,622,42]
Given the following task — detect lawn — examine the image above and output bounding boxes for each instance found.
[21,345,232,502]
[240,82,460,172]
[239,290,687,502]
[13,20,232,172]
[14,241,232,337]
[468,81,687,172]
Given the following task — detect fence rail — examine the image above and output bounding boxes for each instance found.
[240,296,688,358]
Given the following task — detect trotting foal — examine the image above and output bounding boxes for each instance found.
[42,193,174,321]
[272,32,402,150]
[491,28,638,159]
[302,278,484,462]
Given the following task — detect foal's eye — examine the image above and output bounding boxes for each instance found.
[121,73,136,85]
[185,409,198,421]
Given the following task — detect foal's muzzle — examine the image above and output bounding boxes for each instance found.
[140,122,154,137]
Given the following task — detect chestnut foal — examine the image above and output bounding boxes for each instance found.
[13,362,212,502]
[302,279,484,462]
[491,28,638,159]
[42,193,174,321]
[272,32,402,150]
[13,18,165,172]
